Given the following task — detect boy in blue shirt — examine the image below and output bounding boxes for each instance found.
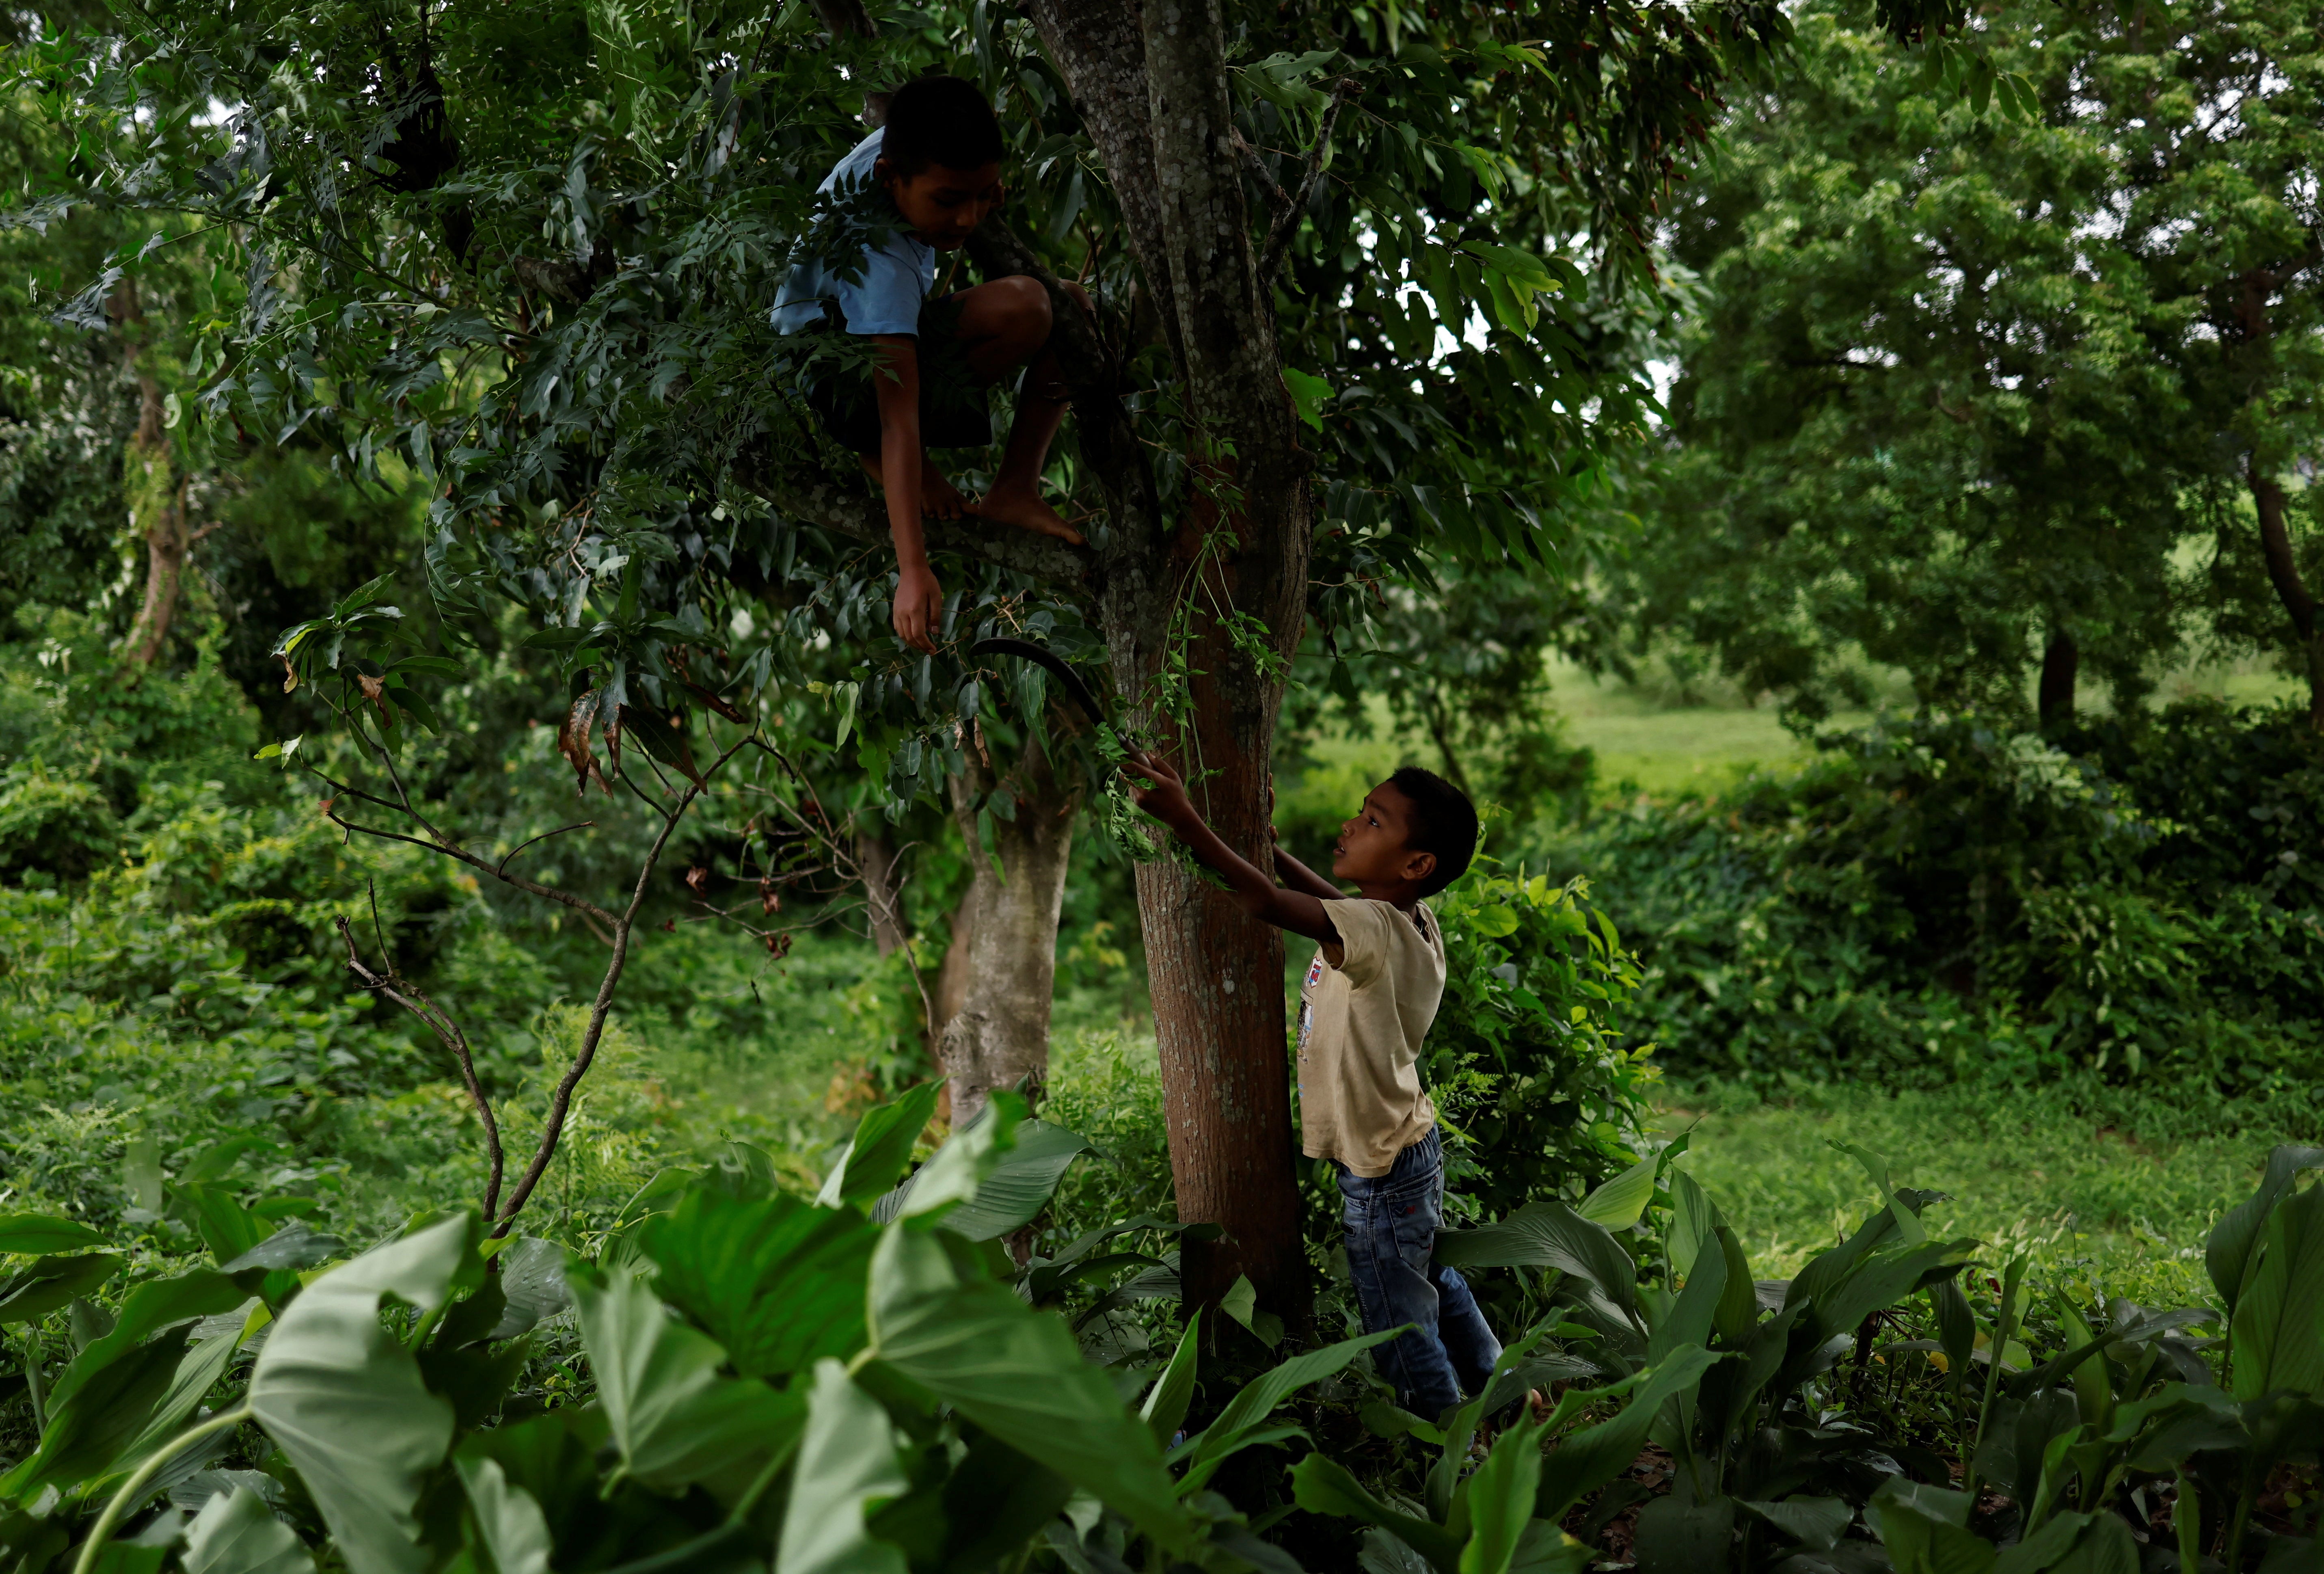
[774,76,1086,654]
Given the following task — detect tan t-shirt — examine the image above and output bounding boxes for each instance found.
[1295,898,1444,1178]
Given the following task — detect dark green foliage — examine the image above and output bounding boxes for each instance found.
[1546,707,2324,1103]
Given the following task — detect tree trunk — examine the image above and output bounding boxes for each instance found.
[1030,0,1317,1321]
[2037,627,2078,732]
[855,830,909,957]
[935,731,1079,1126]
[113,279,185,671]
[2248,457,2324,731]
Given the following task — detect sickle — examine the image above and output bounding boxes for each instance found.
[966,637,1112,731]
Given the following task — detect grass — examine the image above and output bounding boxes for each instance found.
[1657,1079,2280,1311]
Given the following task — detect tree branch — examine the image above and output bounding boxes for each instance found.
[737,457,1096,586]
[338,916,504,1217]
[1256,82,1358,288]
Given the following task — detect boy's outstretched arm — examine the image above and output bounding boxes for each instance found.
[871,334,942,653]
[1123,750,1342,953]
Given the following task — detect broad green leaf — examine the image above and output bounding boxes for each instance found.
[0,1215,108,1255]
[816,1081,942,1208]
[1575,1156,1655,1232]
[0,1254,119,1325]
[568,1263,806,1499]
[637,1189,875,1382]
[1802,1239,1979,1347]
[1291,1452,1463,1571]
[931,1120,1093,1241]
[1831,1142,1927,1248]
[2209,1145,2324,1317]
[455,1455,552,1574]
[2230,1179,2324,1399]
[1866,1478,1994,1574]
[1712,1228,1759,1345]
[182,1486,313,1574]
[1,1326,192,1494]
[775,1361,908,1574]
[866,1225,1188,1552]
[484,1238,570,1340]
[1632,1490,1735,1574]
[1535,1345,1723,1523]
[1177,1324,1402,1492]
[1740,1497,1853,1554]
[175,1185,267,1264]
[872,1092,1030,1227]
[1458,1416,1546,1574]
[1141,1309,1202,1442]
[119,1331,246,1481]
[1649,1223,1728,1364]
[1663,1170,1719,1296]
[1284,367,1334,431]
[1434,1201,1638,1319]
[47,1270,247,1413]
[245,1215,475,1574]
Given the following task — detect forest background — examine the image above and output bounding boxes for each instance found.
[0,0,2322,1569]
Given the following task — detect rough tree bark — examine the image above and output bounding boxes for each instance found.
[1028,0,1316,1318]
[2248,457,2324,731]
[113,278,193,670]
[2037,628,2078,732]
[933,730,1079,1126]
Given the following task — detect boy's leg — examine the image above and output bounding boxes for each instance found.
[941,276,1083,543]
[1431,1264,1503,1398]
[1337,1130,1465,1422]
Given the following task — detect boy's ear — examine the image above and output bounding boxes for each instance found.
[1403,848,1437,886]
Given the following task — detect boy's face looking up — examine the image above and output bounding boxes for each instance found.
[877,158,1005,250]
[1331,780,1437,895]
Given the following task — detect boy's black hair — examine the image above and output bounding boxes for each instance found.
[880,76,1004,177]
[1388,766,1477,898]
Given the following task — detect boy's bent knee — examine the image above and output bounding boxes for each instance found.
[991,274,1052,340]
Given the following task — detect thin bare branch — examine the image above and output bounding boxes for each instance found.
[1257,81,1360,288]
[490,735,751,1235]
[497,821,595,878]
[337,915,505,1217]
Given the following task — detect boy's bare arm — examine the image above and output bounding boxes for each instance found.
[1272,840,1345,902]
[871,334,942,653]
[1124,750,1343,956]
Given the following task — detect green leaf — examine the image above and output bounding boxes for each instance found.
[0,1326,193,1494]
[1291,1452,1463,1571]
[1141,1309,1202,1442]
[182,1486,313,1574]
[0,1215,108,1255]
[1534,1345,1723,1523]
[1177,1324,1403,1493]
[1459,1417,1547,1574]
[1575,1156,1655,1231]
[48,1270,249,1414]
[568,1263,804,1498]
[1740,1497,1853,1555]
[2230,1178,2324,1400]
[1284,368,1334,431]
[1649,1222,1728,1363]
[866,1225,1188,1552]
[0,1254,120,1325]
[930,1120,1093,1241]
[175,1184,266,1265]
[1663,1170,1719,1295]
[1633,1490,1735,1574]
[245,1216,476,1574]
[1831,1142,1928,1248]
[1866,1477,1994,1574]
[455,1455,553,1574]
[1434,1201,1639,1320]
[2208,1144,2324,1316]
[775,1360,909,1574]
[818,1082,943,1208]
[872,1092,1026,1226]
[637,1189,876,1382]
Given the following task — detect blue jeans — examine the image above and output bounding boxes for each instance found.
[1336,1128,1501,1421]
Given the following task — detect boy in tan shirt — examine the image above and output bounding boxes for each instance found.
[1124,753,1503,1421]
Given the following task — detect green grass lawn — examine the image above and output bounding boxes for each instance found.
[1658,1080,2279,1310]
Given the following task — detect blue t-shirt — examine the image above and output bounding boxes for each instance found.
[771,130,935,338]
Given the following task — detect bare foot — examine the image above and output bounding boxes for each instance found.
[971,480,1087,545]
[922,462,971,521]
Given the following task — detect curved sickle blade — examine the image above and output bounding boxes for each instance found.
[967,637,1111,731]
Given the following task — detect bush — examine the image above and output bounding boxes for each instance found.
[1539,705,2324,1113]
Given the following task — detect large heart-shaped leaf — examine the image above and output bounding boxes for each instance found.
[182,1486,313,1574]
[775,1360,909,1574]
[923,1120,1092,1241]
[245,1215,477,1574]
[568,1263,806,1500]
[455,1455,553,1574]
[1865,1478,1994,1574]
[485,1238,571,1341]
[816,1081,943,1208]
[866,1226,1188,1553]
[637,1190,876,1382]
[1434,1202,1639,1321]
